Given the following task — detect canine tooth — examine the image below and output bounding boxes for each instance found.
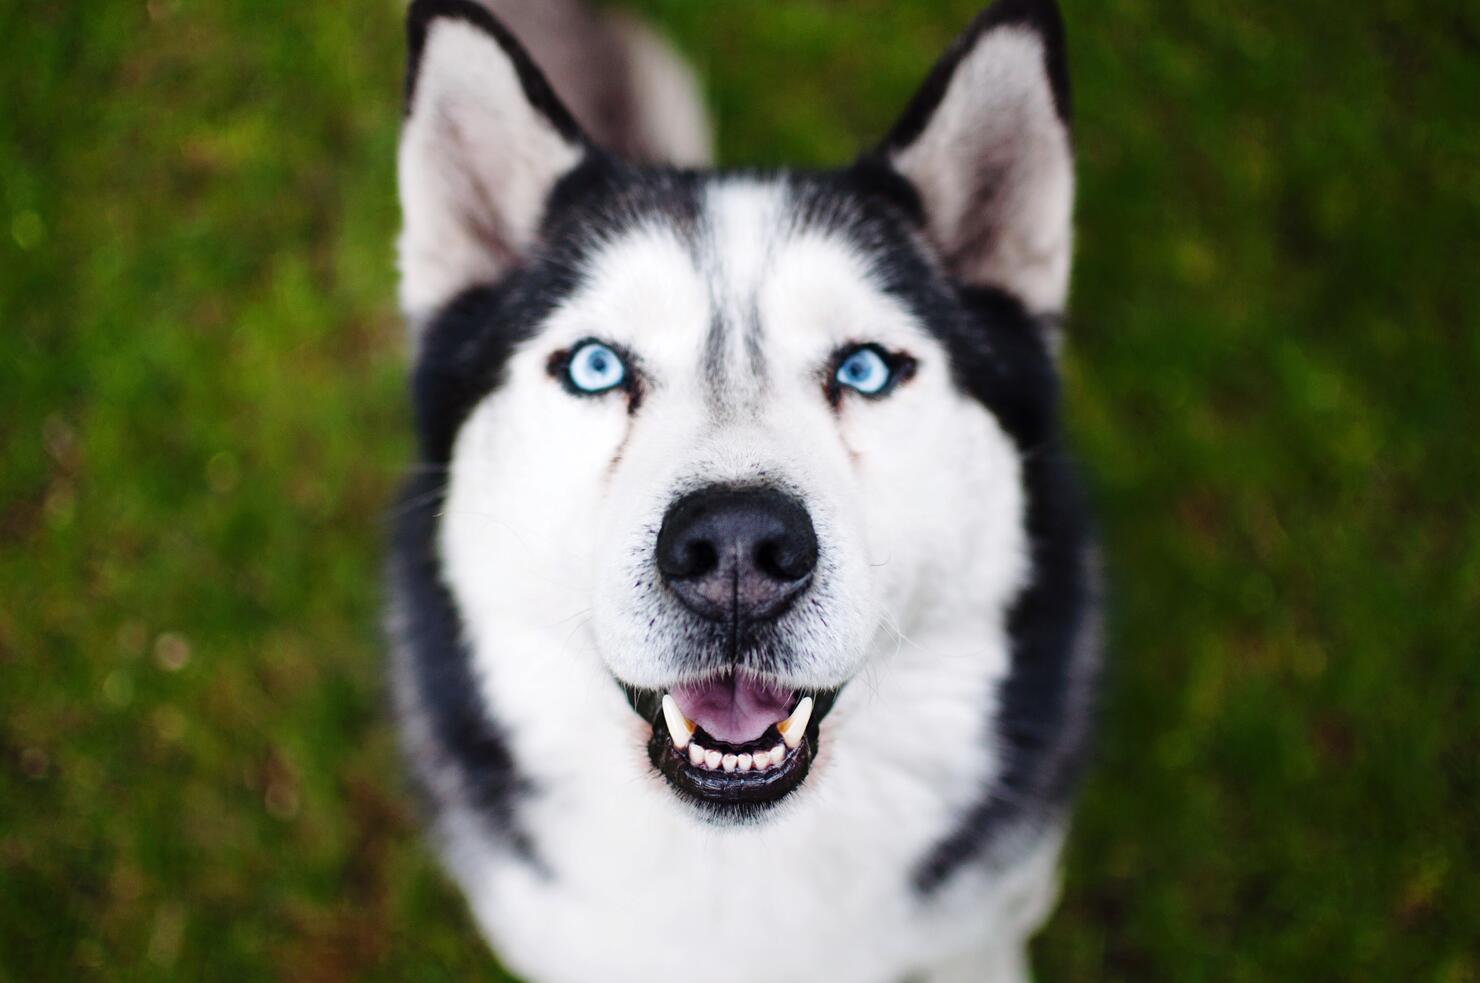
[769,744,785,766]
[737,753,753,772]
[777,696,814,749]
[722,754,738,773]
[661,694,695,750]
[705,749,722,770]
[689,742,706,766]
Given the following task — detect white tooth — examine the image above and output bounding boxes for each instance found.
[769,744,786,766]
[689,742,706,766]
[752,753,769,772]
[737,753,753,772]
[705,749,722,770]
[777,696,814,749]
[722,754,738,773]
[661,694,695,750]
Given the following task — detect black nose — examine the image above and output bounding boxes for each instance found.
[655,486,819,625]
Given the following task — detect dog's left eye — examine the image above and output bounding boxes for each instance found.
[834,345,895,396]
[563,340,628,395]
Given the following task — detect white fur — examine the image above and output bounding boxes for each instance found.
[398,19,584,327]
[890,29,1074,316]
[431,180,1057,982]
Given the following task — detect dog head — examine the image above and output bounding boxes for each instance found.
[396,0,1077,822]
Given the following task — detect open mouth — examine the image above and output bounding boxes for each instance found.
[624,672,841,815]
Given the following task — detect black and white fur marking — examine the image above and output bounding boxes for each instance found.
[388,1,1099,980]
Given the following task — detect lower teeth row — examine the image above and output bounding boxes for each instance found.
[660,694,813,777]
[687,742,787,773]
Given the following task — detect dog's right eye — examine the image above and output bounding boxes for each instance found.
[559,340,629,396]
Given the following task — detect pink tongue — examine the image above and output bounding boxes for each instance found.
[671,676,795,745]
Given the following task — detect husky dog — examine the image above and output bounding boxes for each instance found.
[388,0,1099,979]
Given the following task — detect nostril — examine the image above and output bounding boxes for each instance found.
[679,540,718,579]
[755,537,814,583]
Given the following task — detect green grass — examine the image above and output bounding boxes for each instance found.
[2,0,1476,979]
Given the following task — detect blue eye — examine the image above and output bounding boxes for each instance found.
[564,341,627,394]
[834,346,894,396]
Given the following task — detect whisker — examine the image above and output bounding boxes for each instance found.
[381,483,451,523]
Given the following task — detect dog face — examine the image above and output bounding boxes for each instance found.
[396,0,1081,824]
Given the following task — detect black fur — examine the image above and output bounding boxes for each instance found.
[910,291,1097,894]
[389,469,538,862]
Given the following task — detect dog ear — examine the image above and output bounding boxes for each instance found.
[875,0,1074,317]
[398,0,589,329]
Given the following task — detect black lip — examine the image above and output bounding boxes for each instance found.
[622,683,841,818]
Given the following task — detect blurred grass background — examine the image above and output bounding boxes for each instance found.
[2,0,1477,979]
